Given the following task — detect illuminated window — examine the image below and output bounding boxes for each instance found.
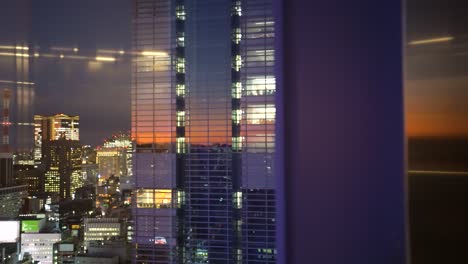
[176,5,185,20]
[233,191,242,209]
[136,189,173,209]
[155,190,172,208]
[177,137,186,154]
[176,57,185,73]
[177,190,185,207]
[136,189,153,208]
[231,0,242,16]
[246,76,275,96]
[233,55,242,71]
[232,137,243,151]
[177,32,185,47]
[246,104,275,125]
[232,109,242,124]
[232,82,242,99]
[176,111,185,127]
[232,28,242,44]
[176,84,185,97]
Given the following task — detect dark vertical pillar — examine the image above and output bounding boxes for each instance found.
[275,0,408,263]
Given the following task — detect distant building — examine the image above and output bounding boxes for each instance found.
[0,185,28,219]
[42,137,82,200]
[75,184,96,201]
[53,241,76,264]
[34,114,80,165]
[81,145,96,165]
[96,133,133,179]
[75,255,119,264]
[20,233,61,264]
[102,133,132,177]
[14,164,41,193]
[96,148,125,178]
[83,218,121,246]
[86,240,128,264]
[81,163,98,186]
[0,152,13,187]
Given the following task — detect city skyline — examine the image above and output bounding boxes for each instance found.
[0,0,467,147]
[0,1,467,264]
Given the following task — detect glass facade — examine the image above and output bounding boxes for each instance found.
[42,139,82,199]
[183,0,234,263]
[132,0,178,263]
[239,0,276,262]
[132,0,275,263]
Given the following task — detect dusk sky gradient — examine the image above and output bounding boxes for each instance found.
[31,0,131,146]
[18,0,468,145]
[406,0,468,137]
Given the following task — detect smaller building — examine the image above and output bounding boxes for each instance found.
[83,218,121,246]
[53,241,76,264]
[20,233,61,264]
[81,163,98,186]
[14,164,41,193]
[75,255,118,264]
[0,185,28,218]
[87,240,128,264]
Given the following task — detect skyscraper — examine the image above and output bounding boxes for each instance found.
[132,1,275,263]
[42,137,82,200]
[34,114,80,164]
[96,148,126,178]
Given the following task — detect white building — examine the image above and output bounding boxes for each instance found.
[20,233,61,264]
[83,218,121,246]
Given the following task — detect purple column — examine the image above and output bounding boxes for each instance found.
[275,0,409,263]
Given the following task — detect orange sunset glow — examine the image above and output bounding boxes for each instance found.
[405,77,468,138]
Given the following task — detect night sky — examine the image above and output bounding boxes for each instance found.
[2,0,468,145]
[30,0,131,146]
[406,0,468,137]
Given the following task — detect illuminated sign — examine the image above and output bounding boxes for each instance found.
[0,221,20,243]
[21,220,40,233]
[71,224,80,230]
[155,237,167,245]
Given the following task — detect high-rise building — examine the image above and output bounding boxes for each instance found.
[96,148,126,178]
[34,114,81,200]
[101,133,133,177]
[42,137,82,200]
[14,164,41,193]
[131,0,276,263]
[34,114,80,165]
[238,1,276,262]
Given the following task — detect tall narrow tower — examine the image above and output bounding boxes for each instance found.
[131,1,277,263]
[0,88,13,188]
[2,89,12,152]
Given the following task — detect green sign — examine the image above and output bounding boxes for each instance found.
[21,220,40,233]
